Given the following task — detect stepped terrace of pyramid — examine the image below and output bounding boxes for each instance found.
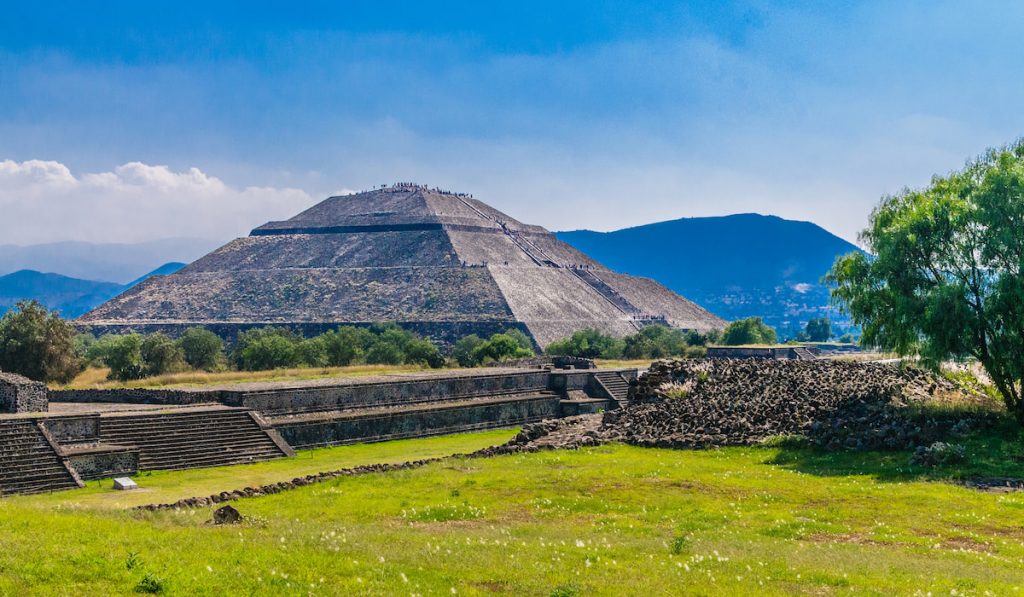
[79,184,725,347]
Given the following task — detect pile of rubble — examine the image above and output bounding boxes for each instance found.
[512,359,992,451]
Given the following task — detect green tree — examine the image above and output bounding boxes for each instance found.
[838,332,855,344]
[234,328,301,371]
[321,327,368,366]
[296,336,330,367]
[622,325,689,359]
[140,333,186,377]
[365,340,405,365]
[828,141,1024,423]
[545,329,624,359]
[804,318,832,342]
[98,334,145,381]
[404,338,444,368]
[502,328,535,352]
[177,327,223,371]
[471,333,534,365]
[0,300,83,383]
[452,334,485,367]
[719,317,777,346]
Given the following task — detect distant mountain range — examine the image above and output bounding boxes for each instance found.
[557,213,862,335]
[0,238,218,284]
[0,263,187,319]
[1,214,860,333]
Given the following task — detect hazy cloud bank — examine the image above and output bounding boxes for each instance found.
[0,160,313,244]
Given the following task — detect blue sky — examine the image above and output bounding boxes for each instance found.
[1,1,1022,244]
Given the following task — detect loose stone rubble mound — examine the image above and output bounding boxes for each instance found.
[512,359,994,451]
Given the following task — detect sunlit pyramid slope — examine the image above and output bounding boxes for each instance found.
[80,184,725,347]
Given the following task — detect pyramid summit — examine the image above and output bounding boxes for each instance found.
[80,184,725,347]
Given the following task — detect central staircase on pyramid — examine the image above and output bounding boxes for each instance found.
[97,408,292,471]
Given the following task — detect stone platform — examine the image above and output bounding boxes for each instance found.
[0,366,637,496]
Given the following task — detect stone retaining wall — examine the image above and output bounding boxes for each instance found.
[276,394,562,448]
[50,388,219,405]
[41,415,101,443]
[0,372,47,413]
[236,370,557,412]
[67,448,139,481]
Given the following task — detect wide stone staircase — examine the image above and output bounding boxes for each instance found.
[792,347,817,360]
[0,419,82,496]
[594,371,631,403]
[97,408,291,471]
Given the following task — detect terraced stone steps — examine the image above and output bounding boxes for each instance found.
[595,372,631,403]
[97,409,289,471]
[0,420,81,496]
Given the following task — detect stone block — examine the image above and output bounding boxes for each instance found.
[113,477,138,491]
[0,372,48,413]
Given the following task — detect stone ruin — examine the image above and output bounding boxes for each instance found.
[78,184,724,348]
[510,359,994,452]
[0,371,48,414]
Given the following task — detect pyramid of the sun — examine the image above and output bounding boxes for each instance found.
[80,184,725,347]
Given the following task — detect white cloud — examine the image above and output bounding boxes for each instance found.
[0,160,314,244]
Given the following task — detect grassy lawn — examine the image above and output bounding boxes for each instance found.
[19,429,517,510]
[3,428,1024,595]
[56,361,650,391]
[54,364,446,390]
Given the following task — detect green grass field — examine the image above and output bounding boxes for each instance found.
[3,427,1024,595]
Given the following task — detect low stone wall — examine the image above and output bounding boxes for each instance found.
[50,388,221,405]
[0,372,48,413]
[66,447,139,481]
[42,415,101,443]
[276,394,561,448]
[706,347,799,360]
[235,370,556,413]
[487,356,596,370]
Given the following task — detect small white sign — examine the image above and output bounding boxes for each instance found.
[113,477,138,491]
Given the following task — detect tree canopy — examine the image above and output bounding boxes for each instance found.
[0,300,82,383]
[828,140,1024,422]
[719,317,777,346]
[804,318,832,342]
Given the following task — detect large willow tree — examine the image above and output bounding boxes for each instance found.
[828,141,1024,423]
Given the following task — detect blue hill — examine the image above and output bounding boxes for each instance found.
[0,262,187,319]
[557,213,862,335]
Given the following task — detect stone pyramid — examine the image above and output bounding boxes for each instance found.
[80,184,725,347]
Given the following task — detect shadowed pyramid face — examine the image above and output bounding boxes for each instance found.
[80,184,724,347]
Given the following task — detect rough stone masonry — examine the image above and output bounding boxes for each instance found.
[0,372,48,414]
[78,184,724,348]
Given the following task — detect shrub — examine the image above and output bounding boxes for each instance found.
[96,334,145,381]
[177,328,223,371]
[0,300,84,383]
[471,333,534,365]
[910,442,967,467]
[135,572,166,594]
[321,327,368,366]
[361,323,443,367]
[545,328,624,359]
[452,334,484,367]
[622,325,689,359]
[140,333,186,377]
[404,338,444,368]
[296,336,329,367]
[804,317,832,342]
[502,328,535,352]
[719,317,778,346]
[365,340,405,365]
[234,328,301,371]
